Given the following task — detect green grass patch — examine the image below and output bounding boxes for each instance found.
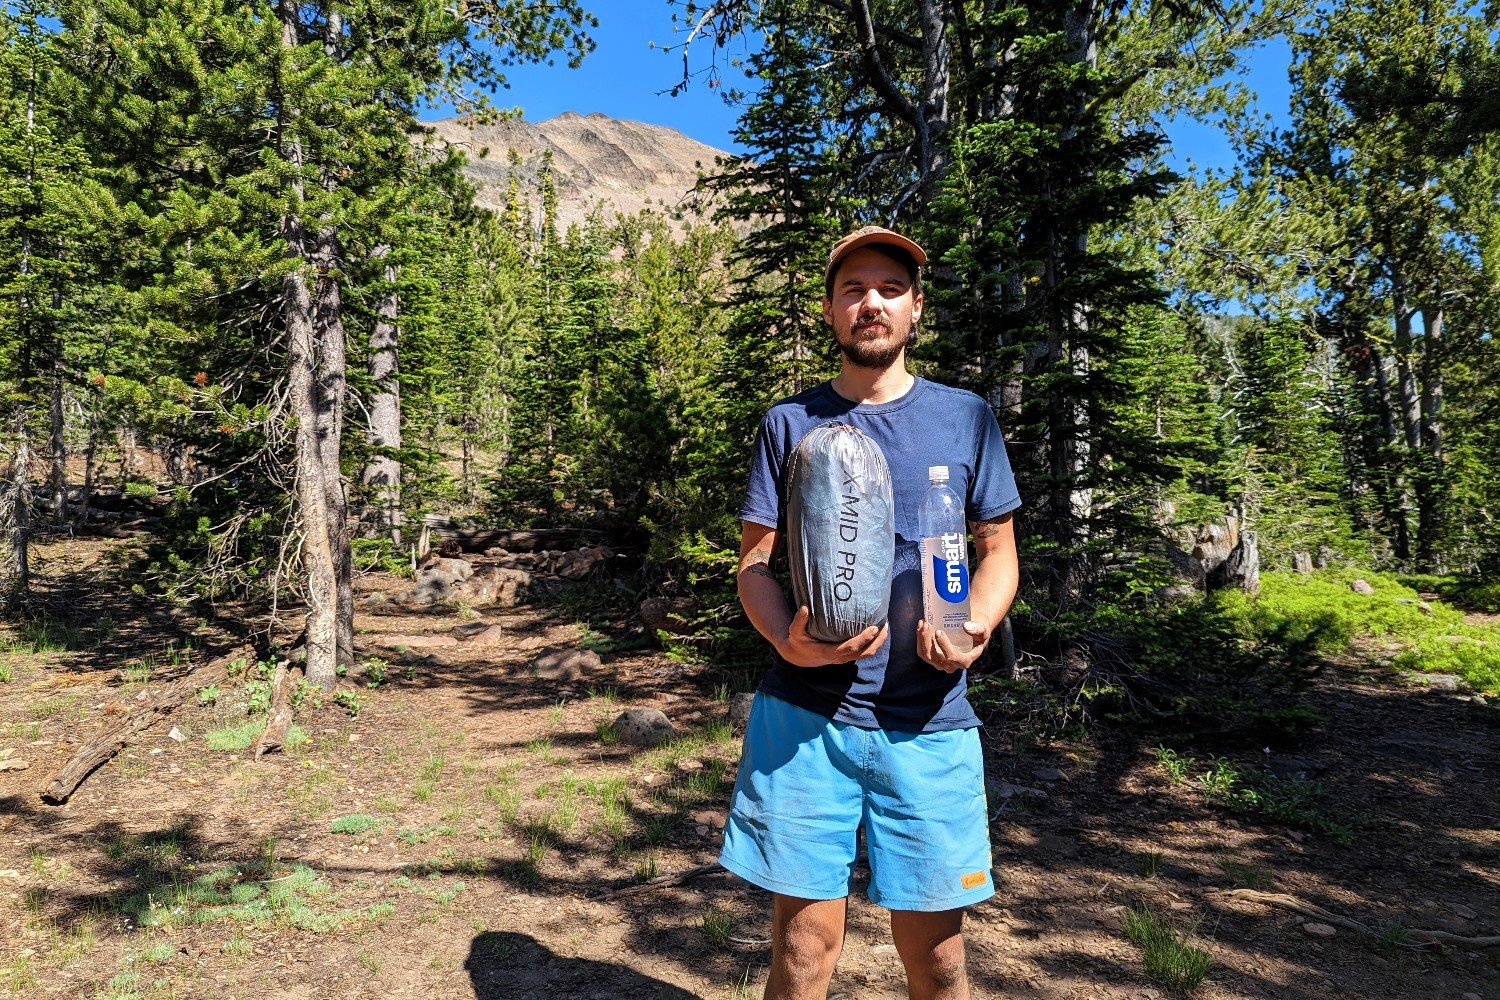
[1198,758,1357,845]
[330,814,391,836]
[0,661,12,683]
[1218,569,1500,693]
[1154,751,1358,845]
[1399,573,1500,613]
[1124,903,1213,993]
[702,909,735,946]
[115,861,384,933]
[204,721,308,752]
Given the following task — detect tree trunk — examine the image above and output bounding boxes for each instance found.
[1416,304,1445,569]
[279,0,339,692]
[2,430,31,612]
[1354,333,1412,562]
[362,244,402,544]
[79,390,98,526]
[49,374,66,526]
[312,223,354,672]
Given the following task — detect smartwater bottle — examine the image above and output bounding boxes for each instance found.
[919,466,974,653]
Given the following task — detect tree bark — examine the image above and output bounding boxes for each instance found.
[2,431,31,612]
[312,222,354,673]
[49,375,66,526]
[279,0,340,692]
[362,244,402,543]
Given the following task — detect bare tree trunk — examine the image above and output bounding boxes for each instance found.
[362,244,402,544]
[1353,332,1411,562]
[316,8,353,671]
[2,431,32,612]
[79,388,98,525]
[49,375,65,526]
[279,0,339,691]
[1417,304,1445,568]
[313,223,353,671]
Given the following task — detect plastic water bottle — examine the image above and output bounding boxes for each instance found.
[919,465,973,653]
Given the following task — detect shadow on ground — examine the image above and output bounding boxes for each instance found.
[466,931,700,999]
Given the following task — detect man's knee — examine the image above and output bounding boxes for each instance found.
[905,933,966,989]
[778,918,843,977]
[892,910,968,995]
[771,896,845,988]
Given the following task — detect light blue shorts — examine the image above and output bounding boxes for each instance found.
[719,693,994,912]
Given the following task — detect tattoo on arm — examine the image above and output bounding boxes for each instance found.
[740,548,775,580]
[970,519,1004,540]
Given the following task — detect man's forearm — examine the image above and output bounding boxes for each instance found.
[738,561,793,653]
[966,545,1019,634]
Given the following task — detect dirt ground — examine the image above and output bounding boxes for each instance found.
[2,536,1497,999]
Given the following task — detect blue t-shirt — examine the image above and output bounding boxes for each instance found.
[741,376,1022,732]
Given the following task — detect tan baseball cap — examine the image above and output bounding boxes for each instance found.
[824,226,927,290]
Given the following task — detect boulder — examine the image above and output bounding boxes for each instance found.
[454,567,536,609]
[614,708,676,747]
[640,596,697,636]
[556,545,610,580]
[1350,578,1375,595]
[728,693,755,732]
[404,557,475,606]
[531,647,601,682]
[459,624,507,646]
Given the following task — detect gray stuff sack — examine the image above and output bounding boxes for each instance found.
[785,423,895,643]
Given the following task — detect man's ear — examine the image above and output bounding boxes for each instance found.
[911,290,923,324]
[821,296,834,326]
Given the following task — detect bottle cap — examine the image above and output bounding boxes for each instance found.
[928,465,949,482]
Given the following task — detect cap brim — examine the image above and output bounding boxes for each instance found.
[825,232,927,286]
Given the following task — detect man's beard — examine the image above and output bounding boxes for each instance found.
[835,318,917,369]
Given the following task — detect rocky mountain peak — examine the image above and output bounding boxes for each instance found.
[424,112,730,233]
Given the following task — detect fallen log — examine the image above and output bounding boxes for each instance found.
[1219,889,1500,950]
[251,660,296,760]
[420,515,602,554]
[38,644,255,805]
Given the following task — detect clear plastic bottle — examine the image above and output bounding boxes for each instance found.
[919,465,974,653]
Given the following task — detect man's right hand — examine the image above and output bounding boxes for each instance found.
[777,606,889,667]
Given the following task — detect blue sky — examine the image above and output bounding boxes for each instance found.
[423,1,750,151]
[427,5,1299,179]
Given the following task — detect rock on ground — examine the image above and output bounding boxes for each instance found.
[728,693,755,732]
[614,708,676,747]
[532,647,602,683]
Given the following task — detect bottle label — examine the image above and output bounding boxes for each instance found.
[928,532,969,604]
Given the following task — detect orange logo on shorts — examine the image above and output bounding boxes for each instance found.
[960,871,987,889]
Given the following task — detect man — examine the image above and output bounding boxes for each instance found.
[720,226,1022,1000]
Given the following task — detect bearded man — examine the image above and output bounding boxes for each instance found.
[720,226,1023,1000]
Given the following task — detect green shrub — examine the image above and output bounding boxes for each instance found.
[1399,573,1500,613]
[1218,569,1500,694]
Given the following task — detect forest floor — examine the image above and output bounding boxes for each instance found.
[2,535,1497,1000]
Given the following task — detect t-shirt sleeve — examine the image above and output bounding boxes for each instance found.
[739,413,782,529]
[968,403,1022,521]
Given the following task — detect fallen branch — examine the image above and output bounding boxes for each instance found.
[251,659,296,759]
[1220,889,1500,950]
[39,644,255,805]
[589,862,725,900]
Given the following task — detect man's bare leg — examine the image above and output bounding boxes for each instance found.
[891,908,969,1000]
[764,894,847,1000]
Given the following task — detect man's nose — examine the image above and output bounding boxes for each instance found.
[858,288,884,312]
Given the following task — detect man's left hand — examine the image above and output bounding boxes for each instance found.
[915,619,990,674]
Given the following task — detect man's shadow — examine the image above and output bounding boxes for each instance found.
[466,931,702,999]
